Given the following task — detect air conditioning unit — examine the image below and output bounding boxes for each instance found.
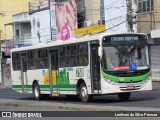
[98,19,105,25]
[84,20,93,27]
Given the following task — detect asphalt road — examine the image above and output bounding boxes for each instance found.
[0,88,159,109]
[0,89,160,119]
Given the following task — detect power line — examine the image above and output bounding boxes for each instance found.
[8,19,126,41]
[1,0,128,40]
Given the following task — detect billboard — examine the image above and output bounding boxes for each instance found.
[30,0,78,43]
[104,0,127,33]
[54,0,78,40]
[31,10,51,45]
[50,2,57,40]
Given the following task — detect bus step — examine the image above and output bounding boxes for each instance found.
[52,93,59,96]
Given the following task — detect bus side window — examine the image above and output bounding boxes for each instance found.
[37,49,48,69]
[12,53,21,71]
[22,54,27,72]
[79,43,88,66]
[59,46,66,67]
[27,50,36,70]
[66,45,78,66]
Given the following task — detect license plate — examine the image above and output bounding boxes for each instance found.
[127,86,135,90]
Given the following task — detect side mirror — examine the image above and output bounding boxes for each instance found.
[98,47,102,59]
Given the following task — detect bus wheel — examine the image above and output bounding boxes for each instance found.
[79,83,92,103]
[118,92,131,101]
[33,82,41,100]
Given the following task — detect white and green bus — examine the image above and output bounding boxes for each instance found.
[11,33,152,102]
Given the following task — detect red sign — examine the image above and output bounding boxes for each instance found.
[113,66,130,70]
[4,44,12,56]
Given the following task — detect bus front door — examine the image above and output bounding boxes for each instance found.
[90,43,101,93]
[49,50,59,96]
[20,53,28,93]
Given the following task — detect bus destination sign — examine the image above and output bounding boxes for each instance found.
[103,34,148,44]
[111,36,139,42]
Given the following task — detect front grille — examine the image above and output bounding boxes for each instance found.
[119,85,141,91]
[103,68,150,77]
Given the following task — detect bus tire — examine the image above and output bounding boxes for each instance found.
[33,82,42,100]
[118,92,131,101]
[79,83,92,103]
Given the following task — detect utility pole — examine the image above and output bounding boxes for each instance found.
[127,0,137,33]
[127,0,133,32]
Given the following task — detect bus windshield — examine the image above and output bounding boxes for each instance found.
[101,45,149,71]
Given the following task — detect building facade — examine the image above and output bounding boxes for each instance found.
[136,0,160,82]
[0,0,32,40]
[0,0,32,87]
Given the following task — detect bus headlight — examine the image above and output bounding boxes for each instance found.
[141,77,151,84]
[103,77,116,85]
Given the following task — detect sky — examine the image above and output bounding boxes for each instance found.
[104,0,128,33]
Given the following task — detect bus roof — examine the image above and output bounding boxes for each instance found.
[11,32,147,52]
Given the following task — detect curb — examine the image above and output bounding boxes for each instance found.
[0,103,106,111]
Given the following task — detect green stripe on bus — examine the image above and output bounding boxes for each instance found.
[101,70,151,83]
[13,88,75,92]
[12,84,76,89]
[12,85,32,88]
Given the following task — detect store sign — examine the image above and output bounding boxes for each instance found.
[75,25,106,37]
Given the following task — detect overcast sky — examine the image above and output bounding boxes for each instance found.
[104,0,127,33]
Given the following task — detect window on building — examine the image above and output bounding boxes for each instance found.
[16,29,20,39]
[138,0,154,13]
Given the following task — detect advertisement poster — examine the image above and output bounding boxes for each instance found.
[104,0,127,33]
[50,2,57,40]
[3,65,11,87]
[1,40,13,56]
[55,0,78,40]
[31,10,51,45]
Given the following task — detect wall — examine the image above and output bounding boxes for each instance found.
[0,0,32,41]
[85,0,100,25]
[137,0,160,33]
